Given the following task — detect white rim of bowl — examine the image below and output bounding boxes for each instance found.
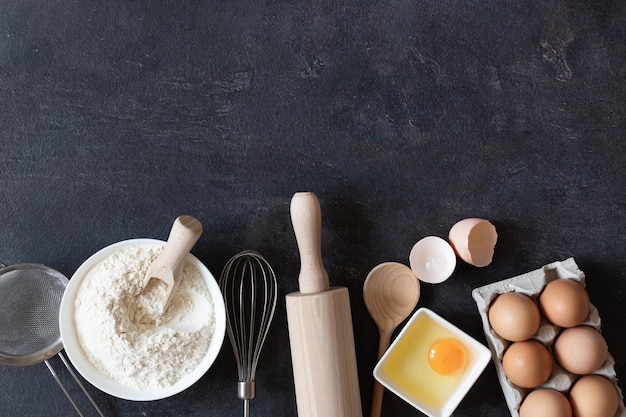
[373,307,491,417]
[59,238,226,401]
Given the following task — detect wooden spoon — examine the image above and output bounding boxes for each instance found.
[142,215,203,312]
[363,262,420,417]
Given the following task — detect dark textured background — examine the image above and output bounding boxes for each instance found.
[1,0,625,416]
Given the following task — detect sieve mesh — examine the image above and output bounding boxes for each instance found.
[0,263,106,416]
[0,264,68,365]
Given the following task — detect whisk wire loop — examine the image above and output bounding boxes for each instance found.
[219,250,277,417]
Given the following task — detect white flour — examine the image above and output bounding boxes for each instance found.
[74,244,215,390]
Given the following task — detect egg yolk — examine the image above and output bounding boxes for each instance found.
[428,338,467,376]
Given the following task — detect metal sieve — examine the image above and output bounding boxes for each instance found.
[0,262,105,417]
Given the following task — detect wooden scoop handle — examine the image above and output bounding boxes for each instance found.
[290,192,329,294]
[143,215,203,306]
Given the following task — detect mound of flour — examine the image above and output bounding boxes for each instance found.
[74,244,215,390]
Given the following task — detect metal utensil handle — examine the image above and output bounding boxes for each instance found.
[44,351,106,417]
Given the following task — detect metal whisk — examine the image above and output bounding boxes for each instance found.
[219,250,277,417]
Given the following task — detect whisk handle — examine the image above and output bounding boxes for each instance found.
[290,192,329,294]
[238,380,256,400]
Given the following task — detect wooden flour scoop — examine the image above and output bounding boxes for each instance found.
[142,215,203,312]
[286,192,363,417]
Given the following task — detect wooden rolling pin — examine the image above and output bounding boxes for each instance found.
[286,192,363,417]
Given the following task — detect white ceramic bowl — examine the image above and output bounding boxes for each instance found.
[374,308,491,417]
[59,238,226,401]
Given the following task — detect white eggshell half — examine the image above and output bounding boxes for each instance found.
[409,236,457,284]
[448,218,497,267]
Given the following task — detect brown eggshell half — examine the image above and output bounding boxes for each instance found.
[448,218,497,267]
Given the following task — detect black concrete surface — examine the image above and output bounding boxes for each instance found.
[1,1,625,416]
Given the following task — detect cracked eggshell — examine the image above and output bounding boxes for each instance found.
[409,236,457,284]
[448,218,497,267]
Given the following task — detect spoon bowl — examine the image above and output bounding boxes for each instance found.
[364,262,420,417]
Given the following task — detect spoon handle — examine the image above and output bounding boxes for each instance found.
[370,329,393,417]
[161,216,203,273]
[142,215,203,308]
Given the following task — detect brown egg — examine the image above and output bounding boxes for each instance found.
[569,375,619,417]
[539,279,590,327]
[488,292,540,341]
[502,340,552,388]
[554,325,608,374]
[519,388,572,417]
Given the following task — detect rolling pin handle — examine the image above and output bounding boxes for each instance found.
[290,192,330,294]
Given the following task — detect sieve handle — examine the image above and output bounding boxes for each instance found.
[45,352,106,417]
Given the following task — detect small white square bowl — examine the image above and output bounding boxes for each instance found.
[374,307,491,417]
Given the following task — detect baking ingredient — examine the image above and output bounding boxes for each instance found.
[539,279,589,327]
[428,338,467,376]
[502,340,552,388]
[519,388,571,417]
[473,260,624,417]
[74,244,215,390]
[553,325,607,374]
[569,374,619,417]
[488,292,540,342]
[448,218,497,267]
[374,308,491,417]
[409,236,456,284]
[380,311,473,409]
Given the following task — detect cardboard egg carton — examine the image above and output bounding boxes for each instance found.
[472,258,626,417]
